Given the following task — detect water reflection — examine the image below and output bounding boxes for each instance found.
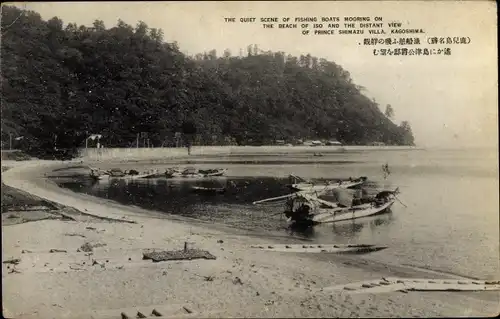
[286,222,317,238]
[284,212,395,241]
[50,149,499,279]
[57,176,396,241]
[332,221,365,237]
[331,213,394,237]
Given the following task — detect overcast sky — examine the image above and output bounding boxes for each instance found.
[10,1,498,148]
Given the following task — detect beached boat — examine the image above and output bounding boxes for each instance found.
[283,188,399,225]
[288,175,368,192]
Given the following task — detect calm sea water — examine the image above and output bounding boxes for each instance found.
[56,148,499,279]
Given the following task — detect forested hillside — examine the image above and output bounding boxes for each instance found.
[1,5,414,156]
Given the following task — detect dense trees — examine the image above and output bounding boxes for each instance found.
[1,6,414,156]
[385,104,394,119]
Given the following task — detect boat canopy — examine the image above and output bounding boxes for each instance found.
[375,189,399,199]
[328,188,357,207]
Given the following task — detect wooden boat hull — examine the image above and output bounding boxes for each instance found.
[92,173,157,181]
[284,186,399,225]
[312,200,395,223]
[203,170,227,177]
[165,169,226,179]
[191,186,226,194]
[166,173,204,179]
[127,173,158,179]
[286,200,395,225]
[289,178,367,192]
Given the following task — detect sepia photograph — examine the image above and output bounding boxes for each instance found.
[1,1,498,318]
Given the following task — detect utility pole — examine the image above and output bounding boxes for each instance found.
[136,133,139,148]
[9,133,12,150]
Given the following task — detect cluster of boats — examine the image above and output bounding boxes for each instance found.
[165,167,227,178]
[254,174,400,226]
[89,166,400,226]
[89,166,227,181]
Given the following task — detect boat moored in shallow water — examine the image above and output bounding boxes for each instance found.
[198,168,227,177]
[252,175,368,205]
[165,167,227,179]
[90,168,159,181]
[191,186,226,194]
[283,187,399,225]
[287,175,368,192]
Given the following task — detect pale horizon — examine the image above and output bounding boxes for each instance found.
[5,1,498,149]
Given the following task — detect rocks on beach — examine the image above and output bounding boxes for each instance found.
[78,242,107,253]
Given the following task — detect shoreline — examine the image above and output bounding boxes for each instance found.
[77,145,421,162]
[2,159,499,318]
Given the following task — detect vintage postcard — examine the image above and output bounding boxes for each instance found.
[1,1,498,318]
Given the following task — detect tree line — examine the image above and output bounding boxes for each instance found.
[1,5,414,157]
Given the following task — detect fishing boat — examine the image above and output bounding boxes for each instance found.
[90,168,158,181]
[164,167,183,178]
[199,168,227,177]
[288,175,368,192]
[164,167,201,178]
[165,167,227,179]
[128,171,159,179]
[191,186,226,194]
[90,172,110,180]
[252,175,367,205]
[180,167,201,178]
[89,168,110,180]
[283,188,399,225]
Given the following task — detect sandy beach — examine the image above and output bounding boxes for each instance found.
[2,0,497,317]
[2,158,499,318]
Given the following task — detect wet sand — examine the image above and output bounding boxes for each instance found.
[2,159,499,318]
